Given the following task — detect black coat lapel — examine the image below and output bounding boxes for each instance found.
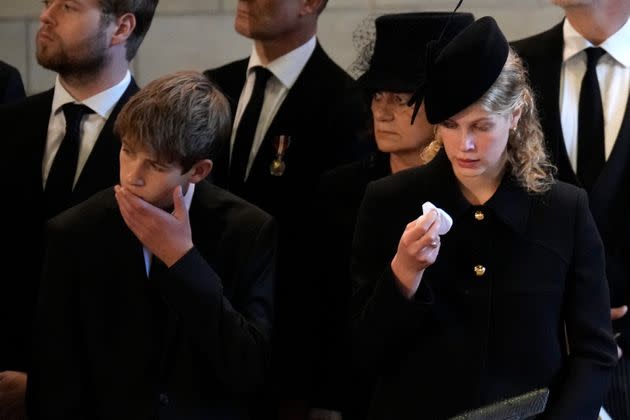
[589,88,630,219]
[203,60,249,188]
[532,23,577,183]
[73,78,140,202]
[16,89,55,196]
[247,43,328,181]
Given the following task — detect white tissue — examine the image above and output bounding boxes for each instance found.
[418,201,453,235]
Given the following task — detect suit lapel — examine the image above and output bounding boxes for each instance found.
[73,79,140,201]
[590,88,630,215]
[20,89,55,197]
[206,61,248,188]
[536,23,578,184]
[247,43,327,182]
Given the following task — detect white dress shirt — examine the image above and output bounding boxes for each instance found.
[231,36,316,179]
[559,17,630,171]
[42,70,132,188]
[143,182,195,276]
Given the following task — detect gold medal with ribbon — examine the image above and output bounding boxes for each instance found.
[270,134,291,176]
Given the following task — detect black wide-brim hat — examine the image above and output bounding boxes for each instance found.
[424,16,509,124]
[356,12,474,93]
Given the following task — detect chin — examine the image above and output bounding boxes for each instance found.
[234,18,256,38]
[375,139,399,153]
[454,166,483,178]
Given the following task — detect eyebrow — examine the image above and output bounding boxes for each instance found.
[472,118,493,123]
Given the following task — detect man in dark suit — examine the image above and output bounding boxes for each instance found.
[203,0,367,417]
[0,1,158,417]
[28,71,276,420]
[0,60,26,104]
[512,0,630,417]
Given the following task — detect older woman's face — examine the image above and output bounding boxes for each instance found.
[438,102,520,184]
[371,92,434,156]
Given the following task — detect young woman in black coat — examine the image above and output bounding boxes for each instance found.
[352,16,617,420]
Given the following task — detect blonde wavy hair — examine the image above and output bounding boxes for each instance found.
[421,48,556,193]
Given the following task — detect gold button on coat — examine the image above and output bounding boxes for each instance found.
[474,265,486,277]
[474,210,484,221]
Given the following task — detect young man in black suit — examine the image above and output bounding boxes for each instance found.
[28,71,276,420]
[512,1,630,416]
[0,0,158,417]
[203,0,367,417]
[0,60,26,104]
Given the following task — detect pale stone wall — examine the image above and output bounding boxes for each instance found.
[0,0,564,94]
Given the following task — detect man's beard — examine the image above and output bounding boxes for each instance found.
[36,28,109,79]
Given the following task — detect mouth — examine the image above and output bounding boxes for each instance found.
[376,130,398,136]
[120,184,141,197]
[37,30,54,42]
[456,158,480,168]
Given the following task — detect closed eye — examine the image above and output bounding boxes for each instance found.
[440,120,457,129]
[149,161,169,172]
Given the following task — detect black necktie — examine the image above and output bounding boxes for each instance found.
[45,103,94,217]
[229,66,272,191]
[577,47,606,191]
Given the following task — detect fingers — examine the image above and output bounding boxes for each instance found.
[393,210,442,289]
[115,185,149,215]
[115,185,165,243]
[114,185,142,232]
[405,210,439,244]
[611,305,628,321]
[420,215,442,252]
[618,345,624,359]
[400,211,442,261]
[172,185,187,219]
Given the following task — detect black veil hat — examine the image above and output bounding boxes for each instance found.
[355,12,474,93]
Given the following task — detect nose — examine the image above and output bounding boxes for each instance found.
[40,1,56,25]
[372,101,394,122]
[124,162,145,187]
[460,131,476,152]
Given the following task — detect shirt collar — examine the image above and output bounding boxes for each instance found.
[247,36,316,89]
[427,150,531,235]
[52,70,132,118]
[563,17,630,67]
[181,182,195,212]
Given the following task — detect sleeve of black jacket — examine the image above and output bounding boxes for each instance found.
[159,217,277,394]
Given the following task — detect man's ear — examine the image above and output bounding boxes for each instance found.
[300,0,325,16]
[188,159,213,183]
[110,13,136,47]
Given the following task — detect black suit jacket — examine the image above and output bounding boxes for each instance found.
[204,42,368,394]
[513,26,630,351]
[28,181,276,420]
[0,80,139,371]
[0,60,26,105]
[351,150,617,419]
